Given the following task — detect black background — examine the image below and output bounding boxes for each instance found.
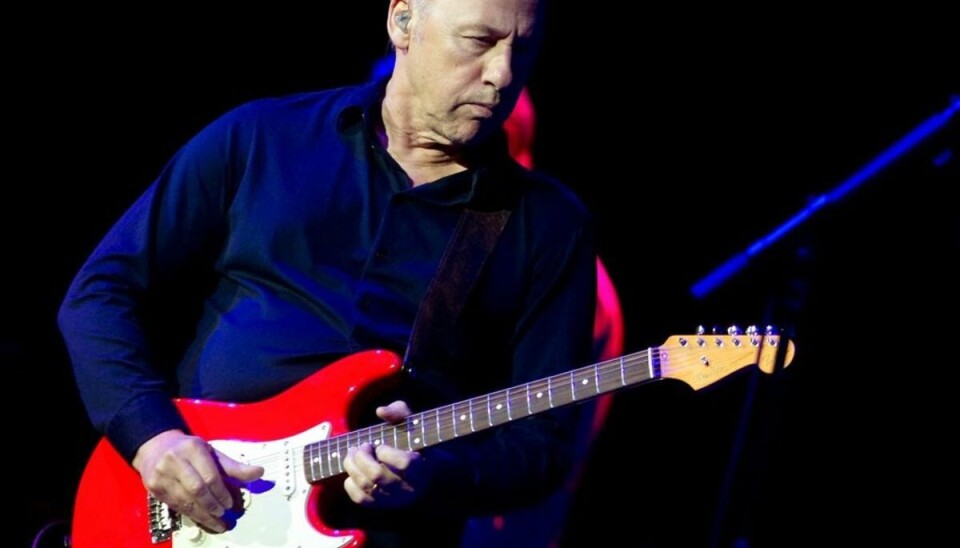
[12,4,958,547]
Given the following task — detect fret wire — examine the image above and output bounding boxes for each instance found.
[469,399,476,432]
[336,436,344,474]
[318,442,326,480]
[452,404,458,438]
[419,414,425,447]
[548,376,554,408]
[319,443,326,480]
[486,394,493,427]
[307,444,315,482]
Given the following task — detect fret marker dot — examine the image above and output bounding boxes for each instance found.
[373,440,381,446]
[536,392,544,398]
[459,414,467,421]
[313,457,319,463]
[582,379,589,385]
[412,419,420,425]
[495,403,503,410]
[330,453,339,459]
[414,437,421,444]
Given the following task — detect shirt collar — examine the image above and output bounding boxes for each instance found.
[335,76,386,135]
[336,76,517,208]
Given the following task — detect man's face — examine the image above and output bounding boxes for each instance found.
[400,0,543,147]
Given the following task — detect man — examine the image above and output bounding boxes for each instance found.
[59,0,596,546]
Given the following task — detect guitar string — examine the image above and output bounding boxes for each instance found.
[246,350,654,469]
[236,346,770,473]
[227,340,781,475]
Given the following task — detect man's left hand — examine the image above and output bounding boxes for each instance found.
[342,400,429,507]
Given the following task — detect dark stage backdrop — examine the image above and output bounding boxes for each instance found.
[12,4,957,547]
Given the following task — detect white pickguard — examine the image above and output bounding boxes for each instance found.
[170,422,355,548]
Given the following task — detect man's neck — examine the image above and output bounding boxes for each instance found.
[379,85,471,187]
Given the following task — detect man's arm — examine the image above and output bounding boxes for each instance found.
[58,104,261,530]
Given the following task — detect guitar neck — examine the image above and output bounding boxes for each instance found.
[303,330,793,483]
[303,347,659,482]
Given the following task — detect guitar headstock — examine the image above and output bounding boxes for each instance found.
[658,325,795,391]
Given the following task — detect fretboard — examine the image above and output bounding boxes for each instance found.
[303,346,661,483]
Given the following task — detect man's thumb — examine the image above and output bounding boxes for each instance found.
[218,451,265,481]
[376,400,413,423]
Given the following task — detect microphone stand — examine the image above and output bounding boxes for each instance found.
[698,95,958,548]
[691,95,958,302]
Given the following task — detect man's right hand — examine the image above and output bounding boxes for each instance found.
[132,429,264,533]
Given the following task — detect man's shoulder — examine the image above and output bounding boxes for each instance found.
[512,166,591,223]
[217,82,375,127]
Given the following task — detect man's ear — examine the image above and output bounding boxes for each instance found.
[387,0,413,50]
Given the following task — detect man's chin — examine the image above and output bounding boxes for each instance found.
[440,126,484,149]
[438,114,507,149]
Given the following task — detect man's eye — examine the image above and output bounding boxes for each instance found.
[466,36,494,48]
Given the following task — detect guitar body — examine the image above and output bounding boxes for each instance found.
[71,330,795,547]
[71,349,403,548]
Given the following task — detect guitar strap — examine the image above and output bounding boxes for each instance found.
[402,207,511,374]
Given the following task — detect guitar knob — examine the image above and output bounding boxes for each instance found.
[177,519,206,544]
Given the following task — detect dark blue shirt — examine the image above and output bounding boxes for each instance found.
[58,78,597,519]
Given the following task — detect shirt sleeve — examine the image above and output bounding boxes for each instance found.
[57,107,246,462]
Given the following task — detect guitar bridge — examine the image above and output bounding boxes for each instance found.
[148,492,180,543]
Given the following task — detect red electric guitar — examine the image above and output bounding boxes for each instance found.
[71,327,795,547]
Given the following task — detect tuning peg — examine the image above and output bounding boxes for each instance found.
[764,325,781,347]
[696,325,706,335]
[746,325,758,335]
[727,325,743,346]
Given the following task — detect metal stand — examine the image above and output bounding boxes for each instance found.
[697,95,958,548]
